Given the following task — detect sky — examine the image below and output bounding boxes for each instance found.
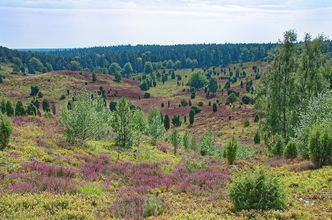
[0,0,332,48]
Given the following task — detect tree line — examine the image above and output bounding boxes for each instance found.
[0,43,277,74]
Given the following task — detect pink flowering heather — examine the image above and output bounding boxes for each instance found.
[22,161,76,178]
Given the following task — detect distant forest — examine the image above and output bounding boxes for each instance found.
[0,42,331,74]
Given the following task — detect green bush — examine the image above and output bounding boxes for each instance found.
[224,137,238,165]
[243,120,250,127]
[283,139,298,159]
[295,91,332,156]
[308,125,332,167]
[0,113,13,150]
[271,134,284,156]
[254,131,260,144]
[200,130,215,156]
[229,168,285,211]
[144,195,163,218]
[60,91,110,144]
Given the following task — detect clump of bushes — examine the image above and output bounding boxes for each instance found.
[0,113,12,150]
[229,168,285,211]
[144,92,151,98]
[243,120,250,127]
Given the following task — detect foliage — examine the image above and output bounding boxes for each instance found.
[295,91,332,156]
[170,129,180,155]
[212,103,217,112]
[223,137,238,165]
[187,72,208,89]
[208,78,218,94]
[0,113,12,150]
[111,97,134,148]
[147,108,165,144]
[60,91,110,144]
[182,129,190,149]
[271,134,284,156]
[164,114,170,130]
[15,101,26,116]
[189,109,195,126]
[226,93,237,104]
[308,124,332,167]
[283,139,298,159]
[144,195,163,218]
[199,130,215,156]
[254,130,261,144]
[123,62,133,76]
[257,31,328,140]
[229,168,285,211]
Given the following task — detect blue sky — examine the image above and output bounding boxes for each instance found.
[1,0,331,48]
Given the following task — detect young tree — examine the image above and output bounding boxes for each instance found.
[0,113,12,150]
[190,133,197,151]
[189,109,195,126]
[92,72,97,82]
[15,101,26,116]
[182,129,190,149]
[123,62,133,76]
[208,78,218,95]
[42,99,50,112]
[147,108,165,144]
[5,100,14,116]
[170,128,180,155]
[172,115,181,127]
[114,72,122,82]
[200,130,215,156]
[111,97,134,148]
[187,72,208,90]
[144,61,154,74]
[224,137,238,165]
[212,103,218,112]
[109,62,122,75]
[60,91,110,144]
[164,114,170,130]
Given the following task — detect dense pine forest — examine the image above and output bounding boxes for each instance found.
[1,43,277,73]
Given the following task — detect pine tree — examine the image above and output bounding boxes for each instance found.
[164,114,170,130]
[0,113,13,150]
[189,109,195,126]
[15,101,26,116]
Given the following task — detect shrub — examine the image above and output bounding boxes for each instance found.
[229,168,285,211]
[226,93,237,104]
[163,114,170,130]
[180,99,188,107]
[244,120,250,127]
[5,100,14,116]
[242,95,254,104]
[15,101,26,116]
[295,91,332,156]
[190,106,201,114]
[189,109,195,126]
[144,92,150,98]
[200,130,215,156]
[212,103,217,112]
[197,102,204,107]
[60,91,110,144]
[283,139,298,159]
[147,108,165,144]
[254,130,260,144]
[271,134,284,156]
[224,137,238,165]
[254,114,260,123]
[308,124,332,167]
[144,195,163,218]
[0,113,12,150]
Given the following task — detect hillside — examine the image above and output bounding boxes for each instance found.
[1,51,332,219]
